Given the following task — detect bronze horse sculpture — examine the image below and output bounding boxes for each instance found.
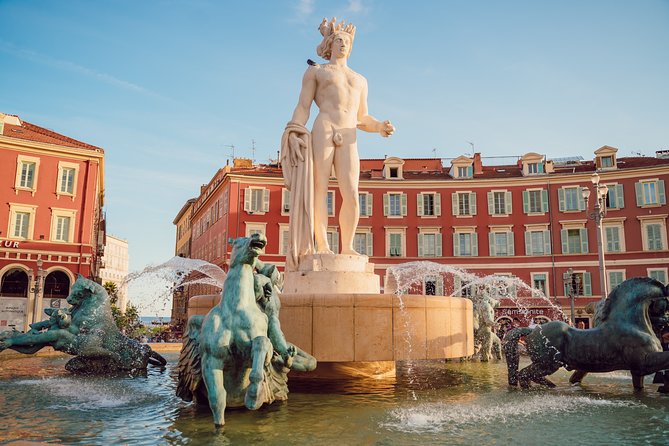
[504,277,669,389]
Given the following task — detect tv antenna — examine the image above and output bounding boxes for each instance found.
[251,139,256,164]
[224,144,235,163]
[466,141,475,156]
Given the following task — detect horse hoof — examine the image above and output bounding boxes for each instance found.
[245,382,265,410]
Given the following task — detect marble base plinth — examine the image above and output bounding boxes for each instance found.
[283,253,381,295]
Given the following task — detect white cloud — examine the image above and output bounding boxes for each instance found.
[295,0,314,19]
[347,0,364,13]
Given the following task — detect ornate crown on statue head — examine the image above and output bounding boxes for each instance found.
[316,17,356,60]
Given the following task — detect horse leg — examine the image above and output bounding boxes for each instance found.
[518,362,560,389]
[201,353,227,428]
[632,373,645,390]
[245,336,272,410]
[569,370,588,385]
[479,333,491,362]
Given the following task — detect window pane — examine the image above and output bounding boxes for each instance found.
[459,233,471,256]
[458,194,470,215]
[14,212,30,238]
[389,194,401,216]
[423,194,434,216]
[529,190,542,213]
[565,188,579,211]
[567,229,581,253]
[494,232,508,255]
[389,233,402,256]
[20,162,36,188]
[493,192,505,215]
[359,193,367,216]
[531,231,544,255]
[354,233,367,254]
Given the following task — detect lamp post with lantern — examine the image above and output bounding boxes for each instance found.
[582,172,609,299]
[563,267,581,325]
[29,258,45,324]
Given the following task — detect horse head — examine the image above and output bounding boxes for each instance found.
[228,234,267,268]
[67,275,108,306]
[599,277,668,324]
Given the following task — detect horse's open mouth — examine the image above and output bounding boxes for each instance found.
[250,239,266,251]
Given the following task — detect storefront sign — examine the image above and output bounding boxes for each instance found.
[496,307,563,323]
[0,297,27,332]
[0,240,21,248]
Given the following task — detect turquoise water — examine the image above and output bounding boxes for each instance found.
[0,354,667,445]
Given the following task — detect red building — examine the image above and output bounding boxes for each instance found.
[0,113,105,331]
[176,147,669,327]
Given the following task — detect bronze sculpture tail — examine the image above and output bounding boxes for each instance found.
[503,327,533,386]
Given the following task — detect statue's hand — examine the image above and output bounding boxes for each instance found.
[380,120,395,138]
[282,345,296,368]
[288,133,307,165]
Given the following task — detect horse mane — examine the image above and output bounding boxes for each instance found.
[599,277,661,322]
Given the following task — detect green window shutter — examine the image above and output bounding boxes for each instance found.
[263,189,270,212]
[470,193,477,215]
[558,188,565,211]
[507,232,514,256]
[453,233,460,256]
[332,231,339,252]
[538,162,544,173]
[580,228,589,253]
[541,189,549,213]
[472,233,478,256]
[435,233,442,257]
[505,191,513,214]
[487,192,494,215]
[523,191,529,214]
[578,187,586,211]
[635,182,643,206]
[583,272,592,296]
[417,193,424,216]
[435,193,442,216]
[467,166,473,177]
[561,229,569,254]
[452,193,459,216]
[454,276,462,296]
[489,232,496,256]
[616,184,624,208]
[366,232,373,256]
[436,278,444,296]
[525,231,532,255]
[401,193,407,216]
[659,180,666,205]
[244,188,251,211]
[418,233,425,257]
[543,230,551,255]
[383,193,389,216]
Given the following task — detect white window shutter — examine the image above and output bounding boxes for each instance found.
[366,232,373,256]
[525,231,532,255]
[578,187,586,211]
[452,193,459,215]
[541,189,549,213]
[558,188,565,211]
[472,233,478,256]
[583,272,592,296]
[417,193,424,216]
[383,193,389,216]
[401,193,407,216]
[505,191,513,214]
[470,193,477,215]
[561,229,569,254]
[580,228,589,253]
[263,189,270,212]
[616,184,625,208]
[418,233,424,257]
[487,192,494,215]
[522,191,529,214]
[453,233,460,256]
[543,230,551,254]
[367,193,373,216]
[635,182,643,206]
[435,233,442,257]
[244,188,251,211]
[507,232,514,256]
[435,193,441,216]
[659,180,666,205]
[489,232,496,256]
[332,231,339,253]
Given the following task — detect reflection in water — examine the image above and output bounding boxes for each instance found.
[0,354,668,445]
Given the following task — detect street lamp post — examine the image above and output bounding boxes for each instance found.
[563,268,580,325]
[582,172,609,299]
[30,259,45,324]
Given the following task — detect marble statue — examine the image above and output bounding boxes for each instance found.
[176,234,316,429]
[0,275,167,374]
[504,277,669,390]
[473,296,502,362]
[281,17,395,270]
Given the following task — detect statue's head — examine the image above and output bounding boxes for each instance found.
[67,274,107,306]
[228,233,267,267]
[316,17,356,61]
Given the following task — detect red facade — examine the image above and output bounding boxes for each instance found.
[0,113,105,331]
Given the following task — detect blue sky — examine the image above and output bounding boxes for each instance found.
[1,0,668,277]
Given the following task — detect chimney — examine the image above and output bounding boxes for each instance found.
[473,152,483,174]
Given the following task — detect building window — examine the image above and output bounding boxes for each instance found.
[645,223,665,251]
[354,230,373,256]
[452,192,477,216]
[608,270,625,291]
[636,180,666,207]
[601,156,614,168]
[56,162,79,198]
[648,268,668,285]
[386,229,405,257]
[523,189,548,214]
[454,276,473,297]
[50,208,77,243]
[327,228,339,252]
[8,204,37,240]
[327,190,335,217]
[383,157,404,179]
[453,231,478,256]
[561,228,588,254]
[488,191,512,215]
[13,212,30,239]
[559,186,585,212]
[531,273,548,297]
[457,166,472,178]
[525,229,551,255]
[15,155,40,194]
[245,223,267,253]
[279,226,289,255]
[564,271,592,296]
[604,225,623,253]
[359,192,373,217]
[417,193,441,217]
[54,216,71,242]
[244,187,269,214]
[424,275,444,296]
[489,230,514,256]
[281,188,290,215]
[418,230,442,257]
[605,184,625,210]
[527,163,539,174]
[383,193,407,217]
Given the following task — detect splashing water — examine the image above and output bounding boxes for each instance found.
[123,256,227,315]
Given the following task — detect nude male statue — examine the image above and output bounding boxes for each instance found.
[281,18,394,268]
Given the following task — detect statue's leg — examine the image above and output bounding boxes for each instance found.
[0,329,64,351]
[290,345,317,372]
[569,370,588,385]
[518,361,560,389]
[201,353,227,428]
[245,336,272,410]
[632,373,645,390]
[311,124,335,254]
[479,333,492,362]
[334,140,361,255]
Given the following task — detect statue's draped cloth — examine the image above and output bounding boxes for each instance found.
[281,122,314,271]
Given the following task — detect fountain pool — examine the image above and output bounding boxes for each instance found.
[1,353,667,445]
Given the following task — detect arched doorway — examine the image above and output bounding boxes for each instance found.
[0,269,29,297]
[44,271,70,299]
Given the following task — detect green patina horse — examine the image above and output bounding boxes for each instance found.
[504,277,669,389]
[0,275,166,374]
[176,234,316,429]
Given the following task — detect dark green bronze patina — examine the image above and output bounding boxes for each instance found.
[504,277,669,389]
[0,275,166,374]
[176,233,316,429]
